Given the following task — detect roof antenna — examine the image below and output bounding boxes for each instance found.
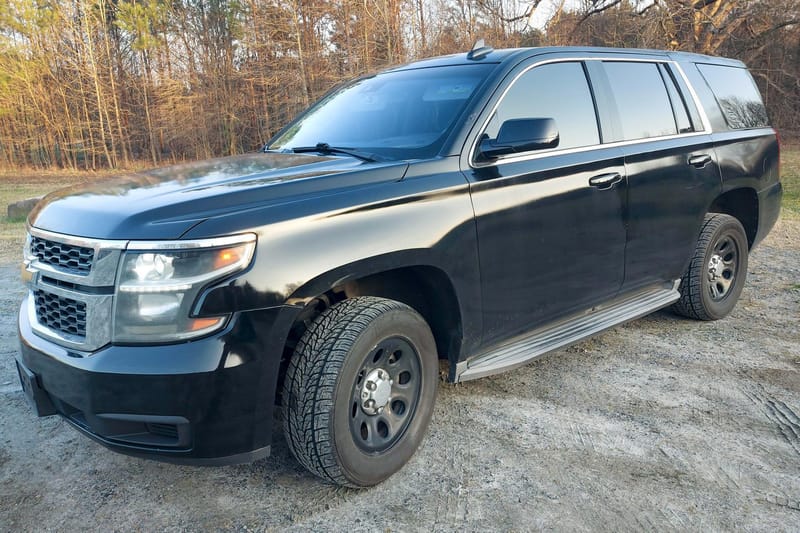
[467,39,493,60]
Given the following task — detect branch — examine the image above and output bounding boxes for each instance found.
[760,19,800,35]
[691,0,720,11]
[577,0,625,25]
[476,0,542,25]
[637,1,659,16]
[751,71,795,98]
[723,17,799,53]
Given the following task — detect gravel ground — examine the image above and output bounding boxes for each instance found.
[1,219,798,532]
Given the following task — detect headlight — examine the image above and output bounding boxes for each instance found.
[113,234,256,343]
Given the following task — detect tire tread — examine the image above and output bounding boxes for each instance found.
[672,213,745,321]
[282,296,413,487]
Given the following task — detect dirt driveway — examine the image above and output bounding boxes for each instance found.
[1,220,798,532]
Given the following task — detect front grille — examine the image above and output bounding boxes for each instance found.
[34,290,87,338]
[31,236,94,275]
[26,230,123,351]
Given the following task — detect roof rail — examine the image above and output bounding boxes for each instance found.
[467,39,493,60]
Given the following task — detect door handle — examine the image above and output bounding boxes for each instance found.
[588,172,623,190]
[688,154,712,168]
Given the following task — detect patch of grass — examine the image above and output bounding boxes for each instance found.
[781,143,800,219]
[0,177,93,248]
[0,185,50,213]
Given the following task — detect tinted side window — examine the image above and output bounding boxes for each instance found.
[484,62,599,153]
[603,62,677,140]
[697,64,769,129]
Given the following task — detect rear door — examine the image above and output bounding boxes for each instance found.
[463,60,628,347]
[592,60,722,291]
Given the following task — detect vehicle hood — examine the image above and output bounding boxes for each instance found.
[29,153,409,240]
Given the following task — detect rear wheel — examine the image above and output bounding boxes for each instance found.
[282,296,438,487]
[672,213,749,320]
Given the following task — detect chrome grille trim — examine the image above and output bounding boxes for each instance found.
[23,227,126,352]
[31,237,94,274]
[25,227,126,287]
[26,286,114,352]
[34,290,87,338]
[26,226,128,250]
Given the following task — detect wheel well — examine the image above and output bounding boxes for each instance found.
[708,188,758,248]
[276,266,463,400]
[337,266,462,363]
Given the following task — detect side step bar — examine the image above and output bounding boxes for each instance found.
[453,281,681,382]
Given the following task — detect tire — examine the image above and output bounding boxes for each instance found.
[672,213,749,321]
[282,296,438,487]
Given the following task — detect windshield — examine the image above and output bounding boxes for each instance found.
[268,64,494,160]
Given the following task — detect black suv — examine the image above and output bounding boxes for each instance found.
[16,45,782,487]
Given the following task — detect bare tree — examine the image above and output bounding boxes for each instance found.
[0,0,796,170]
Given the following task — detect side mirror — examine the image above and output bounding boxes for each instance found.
[479,118,559,159]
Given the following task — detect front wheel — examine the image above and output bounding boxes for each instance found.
[672,213,749,320]
[282,296,438,487]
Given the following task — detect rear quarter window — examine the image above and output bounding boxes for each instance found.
[697,64,769,129]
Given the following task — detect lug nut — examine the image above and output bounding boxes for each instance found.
[366,380,377,391]
[365,399,375,409]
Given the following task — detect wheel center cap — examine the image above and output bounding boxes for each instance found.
[360,368,393,415]
[708,254,723,280]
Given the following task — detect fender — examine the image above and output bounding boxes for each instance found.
[190,162,484,355]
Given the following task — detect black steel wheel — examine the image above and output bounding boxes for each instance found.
[707,232,740,302]
[282,297,438,487]
[348,337,422,453]
[672,213,749,321]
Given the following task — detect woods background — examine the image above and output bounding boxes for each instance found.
[0,0,798,170]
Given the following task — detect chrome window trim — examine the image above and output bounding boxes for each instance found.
[471,131,710,167]
[468,56,713,170]
[672,62,712,132]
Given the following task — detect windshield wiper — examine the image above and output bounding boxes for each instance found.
[290,143,383,162]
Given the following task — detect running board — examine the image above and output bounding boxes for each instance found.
[454,281,680,382]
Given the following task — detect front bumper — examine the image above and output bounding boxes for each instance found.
[17,295,300,465]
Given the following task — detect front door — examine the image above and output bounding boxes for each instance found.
[463,60,628,347]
